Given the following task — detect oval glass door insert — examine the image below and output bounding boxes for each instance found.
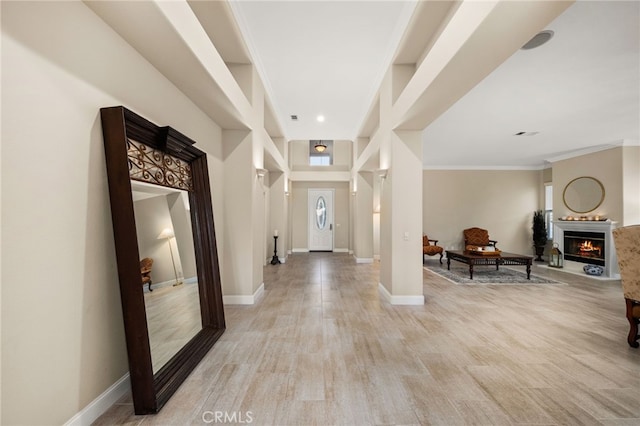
[315,196,327,230]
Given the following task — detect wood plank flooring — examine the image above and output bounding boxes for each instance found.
[95,253,640,425]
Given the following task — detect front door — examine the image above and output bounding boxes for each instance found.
[308,189,334,251]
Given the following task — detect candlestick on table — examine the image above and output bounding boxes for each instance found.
[271,235,281,265]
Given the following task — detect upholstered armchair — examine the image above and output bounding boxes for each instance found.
[463,227,498,251]
[612,225,640,348]
[423,235,444,264]
[140,257,154,292]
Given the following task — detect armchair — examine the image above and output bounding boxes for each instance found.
[140,257,154,292]
[423,235,444,264]
[463,227,498,252]
[612,225,640,348]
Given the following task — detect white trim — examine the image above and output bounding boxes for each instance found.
[546,144,620,163]
[334,248,349,253]
[308,188,335,251]
[223,282,264,305]
[349,250,354,255]
[354,256,374,264]
[378,283,424,305]
[64,374,130,426]
[292,248,309,253]
[290,171,351,181]
[552,220,619,278]
[423,164,544,171]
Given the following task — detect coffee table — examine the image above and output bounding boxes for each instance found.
[446,250,533,280]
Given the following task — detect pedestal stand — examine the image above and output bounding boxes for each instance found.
[270,236,281,265]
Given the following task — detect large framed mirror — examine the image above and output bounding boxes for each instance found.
[100,106,225,414]
[562,176,605,213]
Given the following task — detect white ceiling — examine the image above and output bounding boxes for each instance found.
[230,0,417,141]
[422,0,640,169]
[231,0,639,169]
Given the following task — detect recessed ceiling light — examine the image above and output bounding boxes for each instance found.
[317,115,325,122]
[521,30,554,50]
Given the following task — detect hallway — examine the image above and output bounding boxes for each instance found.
[97,253,640,425]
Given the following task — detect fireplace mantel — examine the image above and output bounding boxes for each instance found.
[552,220,619,278]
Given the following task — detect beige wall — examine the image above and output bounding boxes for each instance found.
[290,182,350,251]
[552,146,640,226]
[289,139,352,171]
[552,148,624,223]
[353,172,374,260]
[622,146,640,225]
[1,2,224,424]
[134,196,186,284]
[422,169,542,256]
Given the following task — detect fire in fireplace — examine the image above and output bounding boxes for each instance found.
[564,230,605,266]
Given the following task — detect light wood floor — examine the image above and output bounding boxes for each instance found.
[95,253,640,425]
[144,281,201,373]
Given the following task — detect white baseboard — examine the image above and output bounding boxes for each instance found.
[292,248,309,253]
[223,282,264,305]
[64,374,130,426]
[374,254,380,260]
[354,256,374,264]
[334,248,349,253]
[378,282,424,305]
[349,250,354,255]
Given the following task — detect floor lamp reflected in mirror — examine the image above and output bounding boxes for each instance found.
[158,228,183,286]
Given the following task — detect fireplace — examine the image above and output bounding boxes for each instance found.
[564,231,605,266]
[552,220,619,278]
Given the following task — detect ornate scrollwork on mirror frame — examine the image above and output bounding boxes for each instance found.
[100,106,225,414]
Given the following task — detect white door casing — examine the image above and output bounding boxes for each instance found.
[308,189,334,251]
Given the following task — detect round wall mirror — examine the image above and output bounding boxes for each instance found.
[562,176,605,213]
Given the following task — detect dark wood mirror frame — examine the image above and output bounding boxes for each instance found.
[100,106,225,414]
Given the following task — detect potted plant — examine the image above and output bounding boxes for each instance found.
[532,210,548,262]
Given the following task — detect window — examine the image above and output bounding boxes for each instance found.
[309,140,333,166]
[545,184,553,239]
[310,155,331,166]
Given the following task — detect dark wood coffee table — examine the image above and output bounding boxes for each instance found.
[446,250,533,280]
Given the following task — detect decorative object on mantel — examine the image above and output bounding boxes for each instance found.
[549,243,563,268]
[559,215,608,221]
[532,210,548,262]
[583,264,604,276]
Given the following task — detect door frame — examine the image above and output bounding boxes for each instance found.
[308,188,334,251]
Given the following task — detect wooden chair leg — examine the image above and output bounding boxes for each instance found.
[626,298,639,348]
[438,252,443,264]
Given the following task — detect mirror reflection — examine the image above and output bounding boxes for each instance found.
[131,181,202,373]
[563,176,605,213]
